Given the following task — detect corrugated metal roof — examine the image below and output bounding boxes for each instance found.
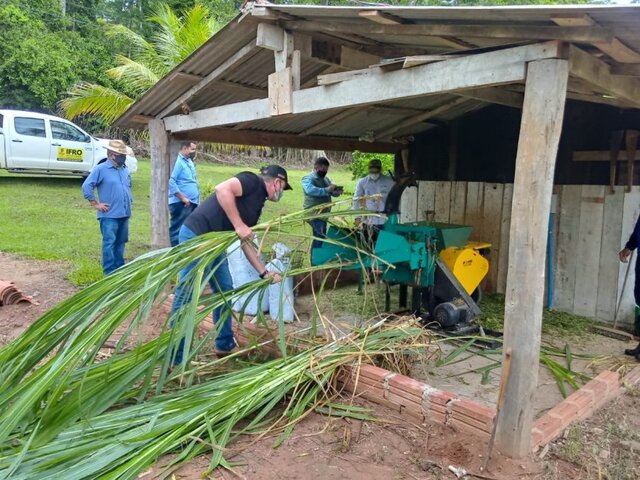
[116,3,640,151]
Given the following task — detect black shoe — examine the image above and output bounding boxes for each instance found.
[625,342,640,356]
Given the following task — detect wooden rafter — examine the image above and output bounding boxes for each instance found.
[456,87,523,108]
[568,45,640,107]
[157,40,258,119]
[377,97,471,141]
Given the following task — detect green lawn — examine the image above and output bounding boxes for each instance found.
[0,160,356,285]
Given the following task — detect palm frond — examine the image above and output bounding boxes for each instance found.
[58,83,134,123]
[0,204,381,450]
[107,55,161,96]
[105,23,156,59]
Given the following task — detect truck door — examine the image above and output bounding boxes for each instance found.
[49,120,94,173]
[7,116,50,169]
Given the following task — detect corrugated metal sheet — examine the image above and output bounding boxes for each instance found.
[116,3,640,150]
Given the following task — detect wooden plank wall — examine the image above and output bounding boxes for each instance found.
[400,181,640,326]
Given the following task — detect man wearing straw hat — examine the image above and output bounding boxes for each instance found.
[170,165,292,363]
[82,139,133,275]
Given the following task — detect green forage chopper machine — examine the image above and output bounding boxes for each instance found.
[311,176,492,335]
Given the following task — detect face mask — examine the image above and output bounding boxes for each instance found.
[270,183,283,203]
[316,170,327,178]
[114,154,126,167]
[369,173,380,181]
[188,151,196,160]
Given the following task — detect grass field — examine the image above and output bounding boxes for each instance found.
[0,160,356,284]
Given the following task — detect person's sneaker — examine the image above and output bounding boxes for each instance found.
[624,342,640,356]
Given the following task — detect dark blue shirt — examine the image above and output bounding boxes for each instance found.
[626,215,640,251]
[82,161,132,219]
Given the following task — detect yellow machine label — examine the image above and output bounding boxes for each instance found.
[57,147,84,162]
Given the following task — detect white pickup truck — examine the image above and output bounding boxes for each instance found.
[0,109,137,177]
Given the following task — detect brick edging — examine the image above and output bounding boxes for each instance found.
[337,363,496,438]
[532,366,640,450]
[162,295,640,452]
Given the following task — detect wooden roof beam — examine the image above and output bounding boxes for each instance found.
[164,42,564,134]
[551,14,640,64]
[568,45,640,107]
[173,127,402,153]
[282,20,614,44]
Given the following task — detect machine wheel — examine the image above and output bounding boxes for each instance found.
[433,302,460,329]
[471,286,482,304]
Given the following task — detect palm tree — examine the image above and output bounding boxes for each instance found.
[60,3,219,124]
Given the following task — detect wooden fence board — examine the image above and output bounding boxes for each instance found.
[434,181,452,223]
[553,186,582,311]
[400,186,418,223]
[465,182,484,240]
[449,181,467,225]
[596,190,624,321]
[417,181,436,221]
[497,183,514,294]
[482,183,505,293]
[573,185,605,317]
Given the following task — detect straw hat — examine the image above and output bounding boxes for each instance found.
[107,139,129,156]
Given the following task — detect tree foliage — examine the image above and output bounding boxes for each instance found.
[0,1,113,111]
[60,2,221,124]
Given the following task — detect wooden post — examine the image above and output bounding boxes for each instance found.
[149,118,171,249]
[496,59,569,458]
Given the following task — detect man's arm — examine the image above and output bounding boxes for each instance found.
[216,177,281,282]
[302,175,333,197]
[82,168,109,212]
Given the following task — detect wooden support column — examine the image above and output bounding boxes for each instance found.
[496,59,569,458]
[149,118,171,249]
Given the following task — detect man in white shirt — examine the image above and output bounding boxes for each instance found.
[353,158,395,244]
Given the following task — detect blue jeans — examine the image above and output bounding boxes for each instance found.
[99,217,129,275]
[170,225,235,364]
[307,218,327,250]
[168,202,197,247]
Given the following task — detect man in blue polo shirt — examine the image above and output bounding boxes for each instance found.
[82,139,133,275]
[168,141,200,246]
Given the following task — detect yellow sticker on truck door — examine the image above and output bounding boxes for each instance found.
[57,147,84,162]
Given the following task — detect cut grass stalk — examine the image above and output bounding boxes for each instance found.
[0,320,431,480]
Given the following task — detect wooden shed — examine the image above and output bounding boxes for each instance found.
[116,3,640,458]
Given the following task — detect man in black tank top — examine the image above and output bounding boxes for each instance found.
[170,165,292,364]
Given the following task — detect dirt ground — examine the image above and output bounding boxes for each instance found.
[1,253,639,479]
[0,252,78,346]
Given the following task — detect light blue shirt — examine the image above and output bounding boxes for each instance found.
[168,154,200,205]
[353,174,394,225]
[82,161,132,219]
